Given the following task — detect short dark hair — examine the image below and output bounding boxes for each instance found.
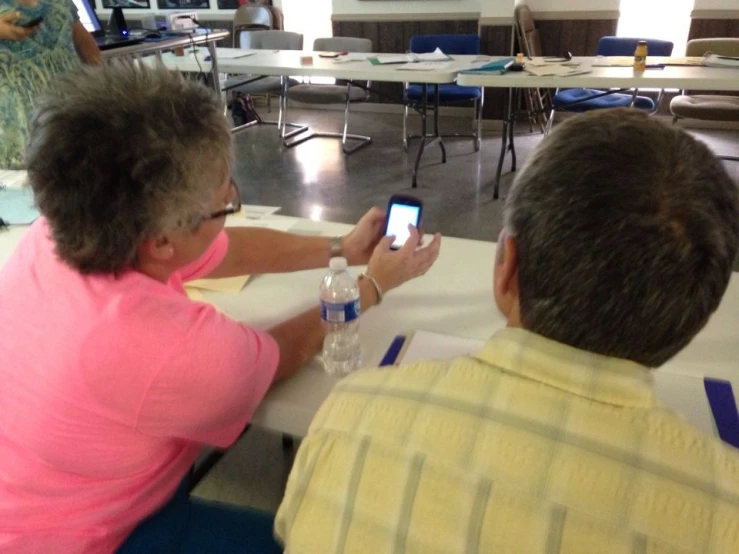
[26,61,233,274]
[505,109,739,367]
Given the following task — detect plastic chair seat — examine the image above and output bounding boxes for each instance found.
[406,83,481,103]
[670,95,739,122]
[287,84,367,104]
[554,89,655,112]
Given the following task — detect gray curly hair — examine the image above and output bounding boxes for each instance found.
[26,61,233,274]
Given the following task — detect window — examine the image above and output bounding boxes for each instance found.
[281,0,334,83]
[617,0,693,57]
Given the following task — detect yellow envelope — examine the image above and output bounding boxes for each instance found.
[185,275,251,294]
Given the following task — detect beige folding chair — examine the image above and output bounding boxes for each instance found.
[283,37,373,155]
[222,30,308,139]
[671,38,739,162]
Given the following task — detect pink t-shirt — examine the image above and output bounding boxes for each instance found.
[0,219,279,554]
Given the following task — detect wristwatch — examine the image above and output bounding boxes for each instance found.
[329,236,343,258]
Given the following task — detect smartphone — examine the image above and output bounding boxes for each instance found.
[19,16,43,28]
[384,194,423,250]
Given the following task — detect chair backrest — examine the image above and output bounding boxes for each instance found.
[596,36,674,56]
[313,37,372,53]
[410,34,480,56]
[685,37,739,57]
[514,4,543,57]
[239,30,303,50]
[234,6,273,31]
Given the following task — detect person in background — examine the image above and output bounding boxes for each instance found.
[276,109,739,553]
[0,0,101,168]
[0,62,441,554]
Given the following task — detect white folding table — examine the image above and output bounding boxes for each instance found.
[457,58,739,198]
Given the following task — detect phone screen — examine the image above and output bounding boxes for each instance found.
[386,203,421,249]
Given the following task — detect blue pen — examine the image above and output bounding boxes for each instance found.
[645,64,665,69]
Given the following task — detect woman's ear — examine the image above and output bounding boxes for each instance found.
[137,235,175,265]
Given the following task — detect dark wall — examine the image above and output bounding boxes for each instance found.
[534,19,618,56]
[688,18,739,42]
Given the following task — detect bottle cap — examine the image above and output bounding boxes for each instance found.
[329,257,348,271]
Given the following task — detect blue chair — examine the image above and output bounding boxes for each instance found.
[549,36,674,131]
[404,34,484,152]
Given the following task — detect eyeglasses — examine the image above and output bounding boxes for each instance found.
[204,179,241,221]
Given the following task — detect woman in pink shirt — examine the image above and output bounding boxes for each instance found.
[0,62,441,554]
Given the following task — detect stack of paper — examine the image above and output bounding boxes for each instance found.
[703,54,739,68]
[525,64,590,77]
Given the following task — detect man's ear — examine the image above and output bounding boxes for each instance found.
[493,232,521,323]
[137,235,175,264]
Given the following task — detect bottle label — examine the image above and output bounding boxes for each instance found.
[321,299,360,323]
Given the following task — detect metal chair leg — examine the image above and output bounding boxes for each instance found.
[475,88,484,152]
[544,108,556,136]
[284,85,371,155]
[403,102,410,152]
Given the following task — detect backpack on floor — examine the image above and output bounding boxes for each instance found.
[232,93,262,127]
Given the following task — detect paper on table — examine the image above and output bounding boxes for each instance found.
[396,61,455,71]
[525,64,589,77]
[241,205,281,219]
[186,275,250,293]
[399,330,484,365]
[413,48,452,62]
[184,287,226,313]
[371,54,413,65]
[704,54,739,68]
[333,53,372,63]
[225,217,296,233]
[217,50,257,59]
[0,187,40,225]
[0,170,28,189]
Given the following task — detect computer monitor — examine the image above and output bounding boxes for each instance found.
[72,0,103,36]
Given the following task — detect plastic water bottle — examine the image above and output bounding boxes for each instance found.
[320,257,362,375]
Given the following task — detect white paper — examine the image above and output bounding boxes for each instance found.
[0,170,28,189]
[373,54,413,64]
[241,205,281,219]
[225,217,296,233]
[396,61,455,71]
[400,330,484,365]
[217,50,258,59]
[413,48,451,62]
[333,53,372,63]
[525,64,586,76]
[703,54,739,68]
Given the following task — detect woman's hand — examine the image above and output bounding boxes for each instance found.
[342,207,386,266]
[365,225,441,294]
[0,12,39,41]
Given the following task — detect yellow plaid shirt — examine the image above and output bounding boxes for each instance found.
[275,328,739,553]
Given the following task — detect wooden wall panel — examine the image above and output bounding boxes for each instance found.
[536,19,617,56]
[688,19,739,41]
[332,19,479,106]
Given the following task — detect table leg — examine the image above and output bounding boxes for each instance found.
[207,40,222,104]
[433,84,447,164]
[493,87,513,200]
[508,98,517,172]
[411,83,429,188]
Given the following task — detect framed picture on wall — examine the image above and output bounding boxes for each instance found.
[102,0,150,7]
[157,0,210,8]
[217,0,240,9]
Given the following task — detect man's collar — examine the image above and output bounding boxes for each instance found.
[474,328,658,408]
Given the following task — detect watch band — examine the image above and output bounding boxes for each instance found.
[329,236,343,258]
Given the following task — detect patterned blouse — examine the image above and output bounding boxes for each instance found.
[0,0,80,168]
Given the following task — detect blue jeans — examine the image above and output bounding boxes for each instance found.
[116,477,283,554]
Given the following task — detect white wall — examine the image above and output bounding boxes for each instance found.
[515,0,619,11]
[693,0,737,8]
[332,0,481,16]
[480,0,514,18]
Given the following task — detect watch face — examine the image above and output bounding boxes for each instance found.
[330,237,342,256]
